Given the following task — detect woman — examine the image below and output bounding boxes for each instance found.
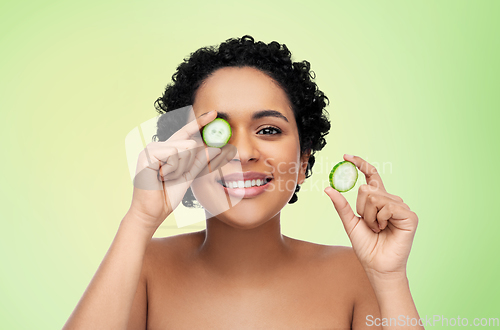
[64,35,422,329]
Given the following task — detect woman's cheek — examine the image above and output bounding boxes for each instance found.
[191,175,232,216]
[264,157,275,173]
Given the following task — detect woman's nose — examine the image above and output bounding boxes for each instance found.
[229,130,259,164]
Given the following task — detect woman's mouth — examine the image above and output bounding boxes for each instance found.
[216,177,273,198]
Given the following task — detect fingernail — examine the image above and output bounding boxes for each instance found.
[378,223,383,230]
[344,154,354,159]
[371,228,378,233]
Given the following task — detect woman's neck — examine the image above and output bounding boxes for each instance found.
[196,212,292,280]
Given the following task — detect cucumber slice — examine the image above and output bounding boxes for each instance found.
[202,118,232,148]
[329,160,358,192]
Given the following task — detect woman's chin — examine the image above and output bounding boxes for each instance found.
[205,206,277,230]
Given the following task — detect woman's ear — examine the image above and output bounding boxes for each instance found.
[298,149,311,185]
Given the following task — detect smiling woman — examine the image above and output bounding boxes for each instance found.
[154,35,331,208]
[63,35,423,329]
[189,66,314,229]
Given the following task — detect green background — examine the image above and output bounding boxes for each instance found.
[1,0,499,328]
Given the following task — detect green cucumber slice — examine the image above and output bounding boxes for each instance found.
[202,118,232,148]
[329,160,358,192]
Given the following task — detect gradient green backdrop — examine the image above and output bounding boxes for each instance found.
[1,0,499,328]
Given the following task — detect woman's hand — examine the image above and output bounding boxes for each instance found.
[128,110,226,231]
[324,154,418,277]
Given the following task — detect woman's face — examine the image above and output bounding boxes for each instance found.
[190,66,309,229]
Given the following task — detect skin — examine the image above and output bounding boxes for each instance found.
[128,67,420,329]
[64,66,422,329]
[127,67,382,328]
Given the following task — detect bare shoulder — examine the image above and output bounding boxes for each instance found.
[281,237,381,326]
[284,237,373,291]
[143,230,205,268]
[286,236,361,268]
[288,239,382,325]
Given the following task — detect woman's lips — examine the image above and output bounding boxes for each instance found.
[216,179,272,198]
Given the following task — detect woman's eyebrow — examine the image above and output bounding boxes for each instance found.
[252,109,289,122]
[217,110,289,122]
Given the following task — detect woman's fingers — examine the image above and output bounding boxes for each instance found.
[344,154,386,192]
[185,147,198,173]
[169,110,217,142]
[356,184,408,218]
[162,148,192,180]
[183,147,222,182]
[146,109,219,182]
[324,187,361,238]
[158,151,179,179]
[159,109,219,181]
[140,140,194,167]
[215,145,237,169]
[161,144,203,181]
[134,143,186,190]
[363,194,416,233]
[363,194,386,233]
[197,144,237,177]
[377,204,418,232]
[129,109,219,226]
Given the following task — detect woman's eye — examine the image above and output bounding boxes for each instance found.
[257,126,282,135]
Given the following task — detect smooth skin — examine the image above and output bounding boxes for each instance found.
[64,67,422,329]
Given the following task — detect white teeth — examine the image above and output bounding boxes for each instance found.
[223,178,269,188]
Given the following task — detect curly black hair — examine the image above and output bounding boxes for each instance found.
[153,35,330,207]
